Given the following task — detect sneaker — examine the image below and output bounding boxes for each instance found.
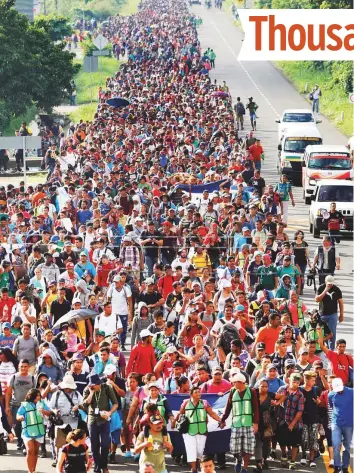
[51,461,57,467]
[125,451,132,458]
[289,462,296,470]
[16,444,24,451]
[133,453,140,462]
[329,460,334,468]
[109,453,117,464]
[270,450,277,460]
[280,458,288,468]
[39,450,47,458]
[235,462,242,473]
[300,458,307,465]
[309,462,316,468]
[22,447,27,456]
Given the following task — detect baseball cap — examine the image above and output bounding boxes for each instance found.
[284,255,292,261]
[285,359,296,368]
[332,378,344,392]
[66,262,75,268]
[236,304,245,311]
[172,361,183,368]
[256,342,266,350]
[166,346,178,354]
[266,364,277,371]
[325,275,335,283]
[96,330,105,337]
[2,322,11,329]
[140,329,153,338]
[242,226,250,232]
[149,414,164,424]
[312,360,324,368]
[113,275,122,282]
[104,364,117,376]
[72,352,84,361]
[230,373,246,383]
[212,366,223,374]
[148,382,160,390]
[76,343,86,352]
[64,241,72,246]
[80,251,87,256]
[145,278,154,285]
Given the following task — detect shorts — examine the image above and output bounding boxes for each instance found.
[302,424,319,451]
[110,429,121,445]
[22,435,44,445]
[230,426,256,455]
[276,423,302,447]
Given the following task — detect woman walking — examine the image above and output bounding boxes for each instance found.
[56,429,91,473]
[16,388,52,473]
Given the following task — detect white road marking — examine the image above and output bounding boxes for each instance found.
[209,19,280,117]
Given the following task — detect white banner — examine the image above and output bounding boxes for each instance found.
[238,9,354,61]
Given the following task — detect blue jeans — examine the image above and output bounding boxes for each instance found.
[145,255,156,276]
[254,160,261,171]
[119,314,128,346]
[332,424,353,468]
[321,313,338,350]
[312,98,319,113]
[88,421,110,472]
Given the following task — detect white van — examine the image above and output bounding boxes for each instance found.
[302,145,353,204]
[277,126,322,184]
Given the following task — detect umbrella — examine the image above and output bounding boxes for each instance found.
[52,309,99,330]
[106,97,130,108]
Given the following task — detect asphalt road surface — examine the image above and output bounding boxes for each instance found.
[1,4,352,473]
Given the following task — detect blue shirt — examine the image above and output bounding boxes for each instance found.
[328,387,354,427]
[75,261,97,278]
[77,209,93,224]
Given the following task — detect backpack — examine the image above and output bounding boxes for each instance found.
[218,320,240,355]
[236,102,245,115]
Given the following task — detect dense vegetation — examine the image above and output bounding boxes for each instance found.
[0,0,80,132]
[256,0,353,136]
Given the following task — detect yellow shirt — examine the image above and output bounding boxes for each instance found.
[191,252,211,276]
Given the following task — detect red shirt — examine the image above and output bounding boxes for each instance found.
[249,144,263,162]
[97,262,115,287]
[326,350,353,385]
[157,275,177,299]
[0,297,16,322]
[126,342,157,376]
[201,379,231,394]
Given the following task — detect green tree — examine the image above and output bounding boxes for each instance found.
[0,0,80,130]
[34,14,73,42]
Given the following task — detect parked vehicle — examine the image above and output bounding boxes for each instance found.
[302,145,353,204]
[309,180,354,238]
[276,108,321,143]
[277,126,322,184]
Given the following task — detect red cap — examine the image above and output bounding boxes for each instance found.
[76,343,86,352]
[162,221,172,227]
[66,262,74,269]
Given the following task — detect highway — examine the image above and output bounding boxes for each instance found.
[1,4,352,473]
[195,4,353,355]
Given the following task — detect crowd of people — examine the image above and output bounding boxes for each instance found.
[0,1,353,473]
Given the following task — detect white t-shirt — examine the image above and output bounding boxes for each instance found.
[171,258,190,276]
[211,317,241,337]
[106,284,132,315]
[94,312,123,336]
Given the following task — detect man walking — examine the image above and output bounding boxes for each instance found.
[220,373,259,473]
[315,275,343,349]
[313,236,340,285]
[80,374,118,473]
[328,378,353,473]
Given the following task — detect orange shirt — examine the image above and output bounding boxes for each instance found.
[255,325,282,355]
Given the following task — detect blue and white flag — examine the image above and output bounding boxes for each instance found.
[165,393,232,454]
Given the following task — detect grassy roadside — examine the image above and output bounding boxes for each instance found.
[275,62,352,137]
[68,56,120,122]
[119,0,141,15]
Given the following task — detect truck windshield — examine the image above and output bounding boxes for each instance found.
[308,154,352,170]
[318,185,353,203]
[283,113,314,123]
[284,138,322,153]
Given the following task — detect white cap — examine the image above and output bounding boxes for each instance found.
[220,279,232,289]
[230,373,246,383]
[325,275,335,283]
[104,364,117,376]
[332,378,344,393]
[140,329,153,338]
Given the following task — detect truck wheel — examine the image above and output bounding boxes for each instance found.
[305,196,311,205]
[312,224,320,238]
